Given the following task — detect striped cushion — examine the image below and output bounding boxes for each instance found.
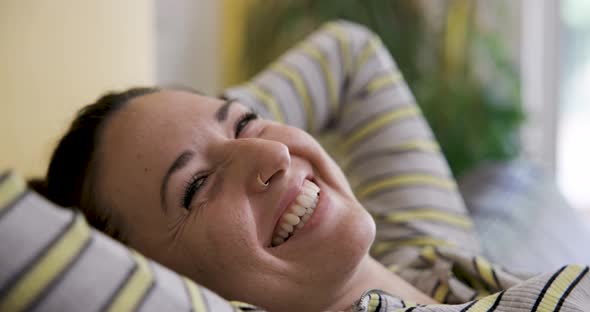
[0,171,252,312]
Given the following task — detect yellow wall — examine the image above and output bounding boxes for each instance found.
[220,0,254,87]
[0,0,154,178]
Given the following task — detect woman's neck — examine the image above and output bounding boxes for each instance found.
[325,255,437,311]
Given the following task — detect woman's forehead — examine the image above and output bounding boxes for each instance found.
[126,90,223,116]
[99,90,229,166]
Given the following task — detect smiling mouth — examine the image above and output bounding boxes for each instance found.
[270,179,320,247]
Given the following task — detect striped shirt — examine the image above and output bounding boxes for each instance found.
[0,21,588,311]
[224,20,590,311]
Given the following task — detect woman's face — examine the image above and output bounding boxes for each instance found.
[96,90,375,309]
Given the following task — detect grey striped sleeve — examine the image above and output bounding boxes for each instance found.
[223,21,480,259]
[0,171,256,312]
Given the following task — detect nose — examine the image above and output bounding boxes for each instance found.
[223,138,291,193]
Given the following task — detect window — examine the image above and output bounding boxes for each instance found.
[558,0,590,212]
[521,0,590,213]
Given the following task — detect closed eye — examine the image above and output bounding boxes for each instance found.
[235,110,258,138]
[182,172,208,210]
[181,109,258,210]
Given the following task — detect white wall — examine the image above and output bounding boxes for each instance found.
[155,0,221,95]
[520,0,560,175]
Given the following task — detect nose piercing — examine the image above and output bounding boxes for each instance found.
[257,173,270,188]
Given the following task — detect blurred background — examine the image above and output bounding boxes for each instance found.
[0,0,588,215]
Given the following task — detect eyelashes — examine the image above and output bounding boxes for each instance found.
[182,172,208,209]
[181,109,259,210]
[234,110,258,138]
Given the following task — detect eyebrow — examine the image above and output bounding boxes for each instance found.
[215,98,236,122]
[160,150,194,212]
[160,99,236,212]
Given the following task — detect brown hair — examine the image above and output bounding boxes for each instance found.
[38,87,159,242]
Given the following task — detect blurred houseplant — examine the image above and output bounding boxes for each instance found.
[236,0,524,177]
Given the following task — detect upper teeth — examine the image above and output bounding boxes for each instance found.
[271,180,320,247]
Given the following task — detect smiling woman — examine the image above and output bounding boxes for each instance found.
[33,21,590,312]
[71,88,395,310]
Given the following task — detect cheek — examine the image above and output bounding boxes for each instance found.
[300,131,353,193]
[189,200,261,274]
[208,209,252,250]
[273,126,352,192]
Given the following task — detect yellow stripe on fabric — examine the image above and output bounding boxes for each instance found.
[340,139,440,172]
[356,174,456,199]
[384,210,473,229]
[355,36,381,75]
[420,246,438,263]
[340,100,364,120]
[475,257,499,290]
[433,282,450,303]
[367,72,403,95]
[184,277,209,312]
[474,291,490,300]
[340,99,414,126]
[340,139,440,171]
[341,106,420,152]
[372,237,453,256]
[231,300,258,310]
[387,264,400,273]
[536,265,585,312]
[454,267,490,299]
[464,291,501,312]
[270,62,315,131]
[468,279,490,299]
[245,83,285,123]
[393,301,417,312]
[325,23,351,76]
[368,293,380,312]
[393,139,440,152]
[0,172,26,213]
[347,138,441,159]
[105,251,153,312]
[298,42,338,114]
[339,73,408,123]
[0,214,90,312]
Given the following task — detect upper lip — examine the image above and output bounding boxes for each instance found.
[268,174,313,247]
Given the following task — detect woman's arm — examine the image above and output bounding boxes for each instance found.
[223,21,480,262]
[0,171,260,312]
